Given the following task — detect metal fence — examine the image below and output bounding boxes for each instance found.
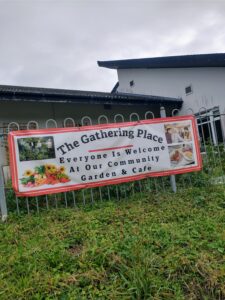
[1,107,225,221]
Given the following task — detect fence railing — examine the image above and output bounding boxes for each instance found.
[1,107,225,221]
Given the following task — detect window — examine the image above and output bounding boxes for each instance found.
[129,80,135,87]
[185,85,193,95]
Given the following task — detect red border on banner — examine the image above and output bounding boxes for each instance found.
[8,115,202,197]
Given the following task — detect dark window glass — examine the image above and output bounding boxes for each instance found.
[197,116,209,124]
[215,119,223,143]
[129,80,134,87]
[185,85,192,94]
[198,123,213,148]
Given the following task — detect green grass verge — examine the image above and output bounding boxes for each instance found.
[1,186,225,299]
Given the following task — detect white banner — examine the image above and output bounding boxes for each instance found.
[8,116,202,196]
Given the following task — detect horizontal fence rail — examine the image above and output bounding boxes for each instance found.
[1,108,225,220]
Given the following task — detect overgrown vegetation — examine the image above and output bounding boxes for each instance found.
[1,185,225,299]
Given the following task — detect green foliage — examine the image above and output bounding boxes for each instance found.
[34,165,46,175]
[203,144,225,176]
[18,137,54,161]
[20,175,35,185]
[1,186,225,299]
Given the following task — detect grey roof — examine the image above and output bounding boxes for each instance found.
[98,53,225,70]
[0,84,183,107]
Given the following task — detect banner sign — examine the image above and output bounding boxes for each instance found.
[8,115,202,197]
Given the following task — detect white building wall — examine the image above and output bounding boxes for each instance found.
[117,67,225,115]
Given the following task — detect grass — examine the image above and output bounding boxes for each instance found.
[1,185,225,299]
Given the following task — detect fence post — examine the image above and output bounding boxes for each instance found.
[0,168,7,221]
[160,106,177,193]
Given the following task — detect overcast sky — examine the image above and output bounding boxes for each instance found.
[0,0,224,92]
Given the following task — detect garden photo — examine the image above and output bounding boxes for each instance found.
[17,136,55,161]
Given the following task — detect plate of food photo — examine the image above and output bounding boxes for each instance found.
[169,145,194,167]
[182,149,193,162]
[170,149,183,164]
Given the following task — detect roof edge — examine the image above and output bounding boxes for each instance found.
[0,84,182,102]
[98,53,225,70]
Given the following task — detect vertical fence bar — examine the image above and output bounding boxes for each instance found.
[64,192,68,208]
[138,181,142,193]
[55,194,58,208]
[161,177,166,192]
[16,196,20,215]
[5,123,21,218]
[170,173,177,193]
[35,197,40,214]
[107,184,111,201]
[99,187,102,202]
[116,185,120,200]
[184,108,197,188]
[200,107,217,167]
[90,188,94,204]
[72,191,76,207]
[82,190,86,205]
[154,178,158,193]
[45,195,49,210]
[197,108,211,187]
[26,197,30,214]
[0,168,8,221]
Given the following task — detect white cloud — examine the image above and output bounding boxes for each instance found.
[0,0,224,92]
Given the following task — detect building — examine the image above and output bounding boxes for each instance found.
[2,52,224,180]
[98,53,225,145]
[0,84,182,180]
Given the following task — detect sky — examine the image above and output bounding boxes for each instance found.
[0,0,224,92]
